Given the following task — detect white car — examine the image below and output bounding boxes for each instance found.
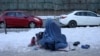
[59,10,100,27]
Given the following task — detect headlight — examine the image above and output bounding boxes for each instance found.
[34,18,40,21]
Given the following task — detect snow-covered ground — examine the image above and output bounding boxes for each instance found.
[0,26,100,56]
[38,16,55,19]
[38,16,59,19]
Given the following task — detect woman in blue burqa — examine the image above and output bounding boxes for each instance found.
[38,19,68,50]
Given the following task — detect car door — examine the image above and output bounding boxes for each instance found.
[74,12,88,25]
[4,12,17,27]
[86,12,100,25]
[15,12,29,27]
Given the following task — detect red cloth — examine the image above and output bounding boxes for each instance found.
[31,37,35,45]
[28,37,36,47]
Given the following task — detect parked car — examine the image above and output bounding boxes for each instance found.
[59,10,100,27]
[0,11,43,28]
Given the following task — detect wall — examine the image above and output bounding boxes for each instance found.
[0,0,100,15]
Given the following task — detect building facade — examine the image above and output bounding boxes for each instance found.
[0,0,100,15]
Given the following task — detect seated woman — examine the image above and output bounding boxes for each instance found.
[38,19,68,51]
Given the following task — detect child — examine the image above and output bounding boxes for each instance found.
[28,37,36,47]
[28,32,43,47]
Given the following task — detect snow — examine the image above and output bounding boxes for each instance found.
[62,27,100,48]
[37,16,59,19]
[0,27,100,52]
[38,16,55,19]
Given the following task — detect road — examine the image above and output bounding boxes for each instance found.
[0,48,100,56]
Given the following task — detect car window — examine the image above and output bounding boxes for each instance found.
[87,12,97,17]
[16,12,25,17]
[82,12,87,16]
[75,12,97,17]
[5,12,16,17]
[75,12,83,16]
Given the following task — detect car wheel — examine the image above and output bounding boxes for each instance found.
[0,23,5,28]
[29,22,35,28]
[68,20,77,28]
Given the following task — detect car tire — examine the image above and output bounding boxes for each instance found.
[29,22,35,28]
[68,20,77,28]
[0,23,5,28]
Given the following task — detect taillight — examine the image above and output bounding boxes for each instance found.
[61,16,67,19]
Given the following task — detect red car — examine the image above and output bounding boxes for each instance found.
[0,11,43,28]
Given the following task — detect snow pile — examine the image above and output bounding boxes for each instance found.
[0,27,100,52]
[37,16,59,19]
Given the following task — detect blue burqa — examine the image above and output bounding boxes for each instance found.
[39,19,68,50]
